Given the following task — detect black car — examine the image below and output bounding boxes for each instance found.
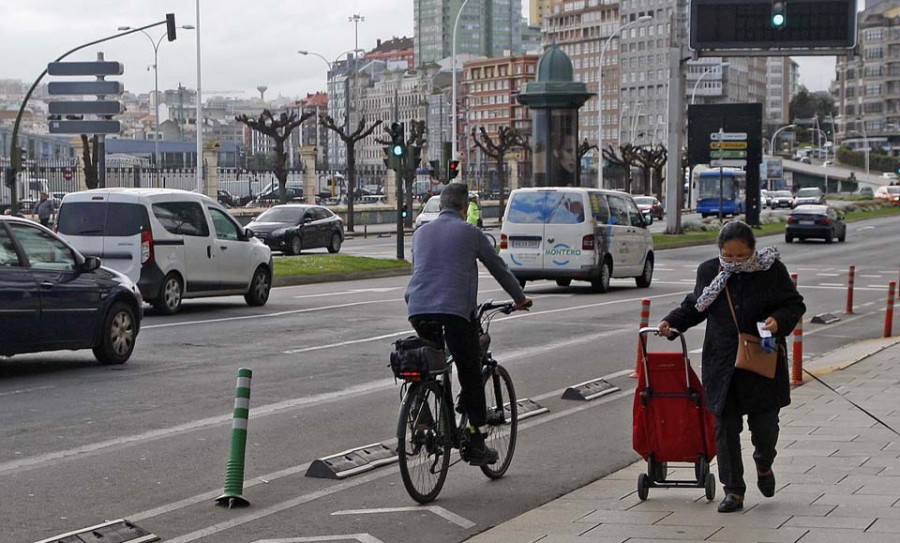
[246,204,345,255]
[0,216,142,364]
[246,187,306,207]
[785,205,846,244]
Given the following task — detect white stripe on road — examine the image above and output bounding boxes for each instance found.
[818,283,844,287]
[0,385,55,398]
[816,273,840,277]
[284,331,412,355]
[860,275,883,279]
[331,506,475,529]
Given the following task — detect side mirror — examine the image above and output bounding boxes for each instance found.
[643,212,653,226]
[82,256,102,272]
[243,227,254,240]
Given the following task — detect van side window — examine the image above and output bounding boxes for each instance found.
[606,195,630,226]
[208,208,242,241]
[152,202,210,237]
[589,192,610,224]
[625,198,644,227]
[546,192,585,224]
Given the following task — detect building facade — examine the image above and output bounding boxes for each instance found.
[414,0,524,66]
[834,1,900,156]
[364,36,415,72]
[765,57,800,135]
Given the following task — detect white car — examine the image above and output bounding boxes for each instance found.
[414,195,441,230]
[882,172,899,181]
[57,188,273,315]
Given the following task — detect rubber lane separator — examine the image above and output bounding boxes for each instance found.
[306,442,397,480]
[32,519,158,543]
[561,378,619,401]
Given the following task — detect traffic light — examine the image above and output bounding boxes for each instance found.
[166,13,177,42]
[401,203,409,219]
[408,145,422,172]
[448,160,460,180]
[428,160,440,177]
[390,122,405,158]
[382,146,393,170]
[771,2,786,29]
[3,167,14,188]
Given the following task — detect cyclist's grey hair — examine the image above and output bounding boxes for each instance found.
[440,182,469,212]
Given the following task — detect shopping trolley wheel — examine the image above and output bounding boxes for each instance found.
[704,473,717,501]
[695,455,710,482]
[637,473,650,501]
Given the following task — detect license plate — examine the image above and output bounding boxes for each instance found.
[799,220,814,225]
[511,239,540,249]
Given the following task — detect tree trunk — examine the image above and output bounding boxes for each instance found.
[642,167,652,196]
[623,168,633,195]
[274,137,288,204]
[346,141,356,232]
[654,167,665,201]
[497,154,507,219]
[81,134,100,190]
[404,174,414,229]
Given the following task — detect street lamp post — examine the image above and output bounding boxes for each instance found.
[847,129,870,175]
[597,15,651,188]
[118,24,194,185]
[769,124,795,155]
[690,62,729,105]
[451,0,474,162]
[195,0,203,193]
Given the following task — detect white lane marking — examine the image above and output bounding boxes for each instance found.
[798,285,884,292]
[868,285,890,289]
[859,226,876,231]
[253,536,384,543]
[818,283,844,287]
[655,268,675,271]
[292,288,402,299]
[160,389,633,543]
[878,271,897,274]
[331,506,475,529]
[284,331,412,355]
[0,379,396,478]
[860,275,883,279]
[816,273,840,277]
[796,268,820,271]
[862,302,876,307]
[0,385,55,398]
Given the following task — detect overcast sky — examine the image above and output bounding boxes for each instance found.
[1,0,836,102]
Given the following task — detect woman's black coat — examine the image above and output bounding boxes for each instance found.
[663,257,806,415]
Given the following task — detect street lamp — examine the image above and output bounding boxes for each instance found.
[769,123,795,155]
[118,24,194,184]
[451,0,476,161]
[298,48,363,72]
[690,62,729,105]
[597,15,651,188]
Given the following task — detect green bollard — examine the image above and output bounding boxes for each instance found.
[215,368,252,508]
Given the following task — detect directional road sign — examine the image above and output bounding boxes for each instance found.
[710,150,748,159]
[48,81,124,96]
[49,120,120,134]
[710,132,748,141]
[710,159,748,168]
[710,141,748,150]
[49,101,124,115]
[48,61,124,77]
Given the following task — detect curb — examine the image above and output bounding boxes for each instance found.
[803,336,900,379]
[272,266,411,288]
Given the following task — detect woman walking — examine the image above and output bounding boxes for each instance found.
[658,221,805,513]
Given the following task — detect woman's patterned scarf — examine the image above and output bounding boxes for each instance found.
[694,247,780,313]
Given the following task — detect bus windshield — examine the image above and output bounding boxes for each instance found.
[698,175,735,199]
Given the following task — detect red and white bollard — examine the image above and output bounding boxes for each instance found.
[631,299,651,378]
[845,265,855,315]
[791,273,798,288]
[791,315,804,386]
[885,281,896,339]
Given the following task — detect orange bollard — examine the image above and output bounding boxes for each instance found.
[791,315,804,386]
[630,299,651,378]
[845,265,855,315]
[885,281,896,338]
[791,273,798,288]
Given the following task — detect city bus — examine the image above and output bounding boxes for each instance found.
[696,168,747,218]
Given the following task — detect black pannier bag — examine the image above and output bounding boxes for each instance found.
[389,336,446,381]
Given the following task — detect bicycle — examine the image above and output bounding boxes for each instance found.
[394,300,523,503]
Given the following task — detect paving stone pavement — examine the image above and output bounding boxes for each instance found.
[465,339,900,543]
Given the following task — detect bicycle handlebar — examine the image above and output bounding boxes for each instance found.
[477,299,531,318]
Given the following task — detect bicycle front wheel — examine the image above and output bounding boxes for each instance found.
[397,381,452,503]
[480,364,517,479]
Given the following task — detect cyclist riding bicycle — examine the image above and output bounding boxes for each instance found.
[405,182,531,466]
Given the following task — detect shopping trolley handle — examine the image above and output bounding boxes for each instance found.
[638,326,689,354]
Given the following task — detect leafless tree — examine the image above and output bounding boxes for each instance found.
[235,109,314,204]
[602,143,640,194]
[635,144,668,198]
[320,115,383,231]
[80,134,100,189]
[470,125,528,216]
[578,138,599,160]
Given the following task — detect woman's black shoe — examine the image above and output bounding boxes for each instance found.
[757,469,776,498]
[717,494,744,513]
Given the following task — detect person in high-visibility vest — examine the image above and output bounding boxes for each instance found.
[466,194,481,227]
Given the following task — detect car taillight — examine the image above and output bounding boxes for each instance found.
[500,234,508,250]
[786,216,794,224]
[141,230,154,265]
[818,217,830,225]
[582,234,595,250]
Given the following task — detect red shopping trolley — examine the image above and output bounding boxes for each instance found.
[633,327,717,501]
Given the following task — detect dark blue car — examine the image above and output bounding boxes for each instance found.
[0,216,142,364]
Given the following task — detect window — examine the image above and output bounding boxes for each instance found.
[606,195,630,226]
[313,207,332,220]
[152,202,210,237]
[56,202,149,237]
[9,224,76,271]
[588,192,610,224]
[0,227,20,266]
[208,208,242,241]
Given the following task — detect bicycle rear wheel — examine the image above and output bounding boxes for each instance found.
[397,381,452,503]
[480,364,517,479]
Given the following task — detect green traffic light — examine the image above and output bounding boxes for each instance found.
[391,144,404,157]
[772,13,785,27]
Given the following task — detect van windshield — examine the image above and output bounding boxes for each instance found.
[507,191,586,224]
[797,188,820,197]
[57,202,149,237]
[422,197,441,213]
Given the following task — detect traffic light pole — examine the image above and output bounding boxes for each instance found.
[396,161,405,261]
[6,16,173,214]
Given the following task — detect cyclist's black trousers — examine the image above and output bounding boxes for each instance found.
[409,314,486,427]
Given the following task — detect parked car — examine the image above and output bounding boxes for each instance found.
[246,204,344,255]
[875,185,900,204]
[217,189,239,208]
[792,187,826,207]
[500,187,654,292]
[632,196,664,221]
[770,190,794,209]
[881,172,899,181]
[414,195,441,230]
[856,186,875,197]
[799,157,812,164]
[0,216,142,364]
[246,186,306,207]
[785,205,846,244]
[57,188,273,315]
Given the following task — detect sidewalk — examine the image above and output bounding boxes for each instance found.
[467,338,900,543]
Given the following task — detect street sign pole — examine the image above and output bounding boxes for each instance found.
[718,128,724,223]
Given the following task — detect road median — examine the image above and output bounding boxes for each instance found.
[272,254,411,287]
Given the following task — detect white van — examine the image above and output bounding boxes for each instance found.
[500,187,654,292]
[57,188,273,314]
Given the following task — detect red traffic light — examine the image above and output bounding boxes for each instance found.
[448,160,460,180]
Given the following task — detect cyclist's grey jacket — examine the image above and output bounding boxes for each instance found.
[406,209,526,320]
